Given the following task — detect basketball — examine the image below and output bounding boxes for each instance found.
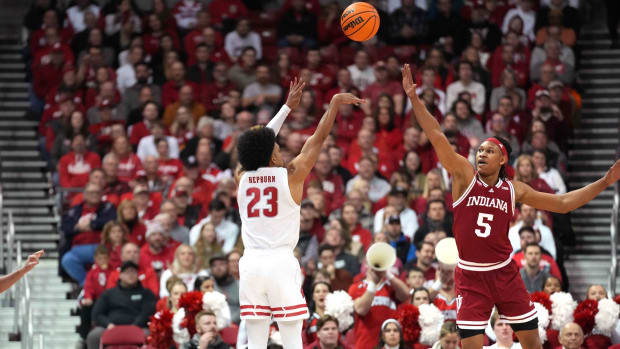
[340,2,380,42]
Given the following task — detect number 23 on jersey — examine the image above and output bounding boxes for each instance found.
[246,187,278,218]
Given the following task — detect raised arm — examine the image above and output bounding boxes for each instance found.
[0,250,43,294]
[514,159,620,214]
[402,64,473,182]
[265,77,305,135]
[288,93,365,202]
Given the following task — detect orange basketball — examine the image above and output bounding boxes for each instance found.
[340,2,380,42]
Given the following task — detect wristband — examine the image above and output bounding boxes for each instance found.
[431,279,442,291]
[366,281,377,294]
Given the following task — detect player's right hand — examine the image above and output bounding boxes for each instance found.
[331,93,365,107]
[402,64,418,99]
[285,77,305,109]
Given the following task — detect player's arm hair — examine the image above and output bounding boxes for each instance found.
[513,177,610,214]
[402,65,473,180]
[288,94,364,185]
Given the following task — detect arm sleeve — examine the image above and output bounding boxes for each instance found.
[265,104,291,135]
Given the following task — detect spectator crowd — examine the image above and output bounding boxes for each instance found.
[21,0,620,348]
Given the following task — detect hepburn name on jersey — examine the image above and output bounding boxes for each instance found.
[465,195,508,214]
[248,175,276,184]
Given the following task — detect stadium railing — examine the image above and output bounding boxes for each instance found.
[609,142,620,299]
[0,182,4,274]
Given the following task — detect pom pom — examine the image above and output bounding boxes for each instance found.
[531,291,552,314]
[533,302,550,343]
[550,292,577,330]
[177,291,204,337]
[593,298,619,337]
[202,291,232,330]
[396,304,421,345]
[325,291,355,332]
[573,299,599,336]
[172,308,191,345]
[147,310,174,348]
[614,295,620,305]
[584,334,612,349]
[418,303,444,346]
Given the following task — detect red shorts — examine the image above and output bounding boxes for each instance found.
[454,259,536,331]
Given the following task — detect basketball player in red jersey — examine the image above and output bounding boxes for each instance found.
[402,64,620,349]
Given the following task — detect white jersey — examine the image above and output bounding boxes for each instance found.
[238,167,300,250]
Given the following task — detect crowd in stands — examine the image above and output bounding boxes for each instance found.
[21,0,620,348]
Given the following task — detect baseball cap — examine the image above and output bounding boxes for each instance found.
[51,42,63,52]
[145,221,165,239]
[374,60,387,70]
[535,89,550,99]
[120,260,139,272]
[209,254,227,265]
[133,185,148,196]
[182,155,198,169]
[387,215,401,225]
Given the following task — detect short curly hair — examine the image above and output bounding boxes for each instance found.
[236,126,276,171]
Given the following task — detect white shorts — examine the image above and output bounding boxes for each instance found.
[239,248,309,322]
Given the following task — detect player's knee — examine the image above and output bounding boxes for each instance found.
[509,318,538,332]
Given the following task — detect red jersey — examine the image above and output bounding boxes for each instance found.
[83,264,113,301]
[58,152,102,189]
[158,158,184,179]
[348,280,398,349]
[117,153,143,183]
[433,293,457,321]
[139,243,174,273]
[452,174,515,267]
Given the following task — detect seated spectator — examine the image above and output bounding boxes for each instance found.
[189,199,239,253]
[160,244,208,298]
[201,62,236,113]
[586,284,607,301]
[363,62,404,115]
[453,98,485,144]
[162,61,200,107]
[411,287,431,306]
[298,207,320,266]
[143,13,180,57]
[530,39,574,85]
[433,322,460,349]
[116,46,144,94]
[61,183,116,285]
[348,51,375,91]
[207,0,248,31]
[485,113,521,158]
[305,151,346,215]
[489,44,529,88]
[304,282,331,344]
[501,0,536,41]
[78,245,113,339]
[558,322,584,349]
[535,0,581,35]
[172,0,202,32]
[432,262,457,321]
[376,319,405,349]
[227,250,240,281]
[519,243,550,293]
[180,310,230,349]
[511,226,562,282]
[389,0,428,45]
[157,138,184,183]
[156,277,187,313]
[139,220,175,274]
[489,69,527,112]
[194,275,216,294]
[194,222,223,270]
[138,156,167,193]
[485,311,521,349]
[277,0,317,48]
[58,134,102,189]
[317,244,353,291]
[341,202,372,252]
[101,153,130,197]
[106,242,159,296]
[522,130,567,176]
[86,261,156,349]
[137,121,180,161]
[186,43,211,85]
[446,61,486,114]
[66,0,100,35]
[382,215,415,265]
[515,154,555,194]
[130,184,160,221]
[163,84,206,127]
[348,266,409,349]
[111,136,142,184]
[169,178,204,229]
[129,101,162,147]
[413,200,453,245]
[323,227,361,277]
[117,199,147,246]
[532,149,566,194]
[224,19,261,62]
[404,241,436,282]
[209,254,240,324]
[242,64,282,114]
[345,156,390,203]
[543,275,562,295]
[374,187,419,239]
[227,46,258,91]
[159,201,191,246]
[305,315,341,349]
[101,221,129,270]
[406,267,426,292]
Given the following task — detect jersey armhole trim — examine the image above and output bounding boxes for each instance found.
[282,168,301,208]
[452,175,477,208]
[507,180,516,216]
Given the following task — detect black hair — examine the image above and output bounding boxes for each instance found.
[488,136,512,179]
[208,198,227,212]
[518,226,535,237]
[426,198,446,211]
[308,281,332,314]
[411,287,431,303]
[318,244,336,256]
[524,242,541,253]
[237,126,276,171]
[193,275,214,291]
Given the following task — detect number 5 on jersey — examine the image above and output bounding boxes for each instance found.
[475,213,493,238]
[246,187,278,218]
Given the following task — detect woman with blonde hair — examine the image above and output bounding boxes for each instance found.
[194,222,223,270]
[155,276,188,313]
[159,244,208,298]
[514,154,553,193]
[101,222,129,269]
[432,321,460,349]
[169,106,195,150]
[412,168,451,215]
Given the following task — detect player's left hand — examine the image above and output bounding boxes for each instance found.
[604,159,620,186]
[22,250,44,273]
[285,77,306,109]
[401,64,418,99]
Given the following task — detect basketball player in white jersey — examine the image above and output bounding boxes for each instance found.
[235,77,364,349]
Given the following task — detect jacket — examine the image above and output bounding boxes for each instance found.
[180,333,230,349]
[92,281,156,328]
[60,202,117,249]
